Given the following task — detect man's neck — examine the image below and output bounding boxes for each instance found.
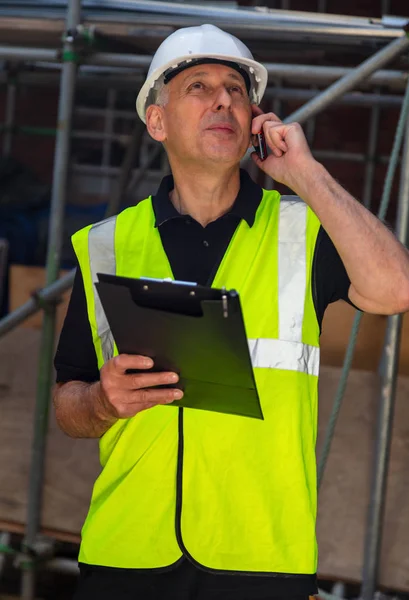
[169,163,241,227]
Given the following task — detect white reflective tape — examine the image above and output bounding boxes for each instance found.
[248,338,320,377]
[278,196,307,343]
[88,216,117,363]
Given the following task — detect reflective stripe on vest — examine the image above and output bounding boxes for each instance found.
[88,217,117,364]
[278,195,307,342]
[248,338,319,376]
[87,196,317,376]
[274,195,319,375]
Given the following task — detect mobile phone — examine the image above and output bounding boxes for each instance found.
[253,131,267,161]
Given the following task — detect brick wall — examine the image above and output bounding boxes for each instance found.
[0,86,58,184]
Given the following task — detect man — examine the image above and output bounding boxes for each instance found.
[54,24,409,600]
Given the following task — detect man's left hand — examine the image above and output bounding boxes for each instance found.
[251,106,316,193]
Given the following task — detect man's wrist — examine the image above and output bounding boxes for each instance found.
[91,381,118,427]
[287,159,328,201]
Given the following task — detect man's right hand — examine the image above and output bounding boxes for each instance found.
[97,354,183,420]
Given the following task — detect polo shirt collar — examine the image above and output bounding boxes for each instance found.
[152,168,263,228]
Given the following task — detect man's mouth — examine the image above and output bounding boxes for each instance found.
[207,124,235,133]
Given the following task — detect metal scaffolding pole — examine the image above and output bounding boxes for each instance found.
[101,88,117,197]
[361,115,409,600]
[362,88,382,208]
[286,33,409,125]
[0,46,407,89]
[105,119,145,218]
[21,0,82,598]
[265,87,404,108]
[0,124,134,142]
[305,0,326,147]
[80,0,395,29]
[382,0,391,19]
[0,271,75,338]
[261,64,406,88]
[304,85,317,145]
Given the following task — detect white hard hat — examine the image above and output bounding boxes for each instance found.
[136,24,268,123]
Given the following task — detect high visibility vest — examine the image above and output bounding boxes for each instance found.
[72,189,321,575]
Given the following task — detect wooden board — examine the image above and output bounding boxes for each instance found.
[2,321,409,590]
[321,301,409,375]
[316,367,409,591]
[8,265,71,332]
[0,328,99,538]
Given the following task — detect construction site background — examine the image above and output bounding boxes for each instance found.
[1,0,409,599]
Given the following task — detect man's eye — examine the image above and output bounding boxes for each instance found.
[190,82,204,90]
[231,86,244,94]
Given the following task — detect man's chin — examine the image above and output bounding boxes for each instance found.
[201,147,245,165]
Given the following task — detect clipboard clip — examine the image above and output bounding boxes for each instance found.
[221,287,228,318]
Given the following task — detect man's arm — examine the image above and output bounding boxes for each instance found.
[53,354,184,439]
[290,164,409,315]
[251,107,409,315]
[53,380,116,439]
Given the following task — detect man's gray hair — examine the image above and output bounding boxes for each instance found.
[155,84,169,107]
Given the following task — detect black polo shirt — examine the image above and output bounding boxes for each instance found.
[56,169,351,600]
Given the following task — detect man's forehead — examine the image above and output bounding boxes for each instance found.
[180,65,246,85]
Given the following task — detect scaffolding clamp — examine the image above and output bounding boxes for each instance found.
[17,537,56,571]
[31,288,63,312]
[0,542,41,571]
[0,541,36,573]
[60,24,96,64]
[0,542,16,556]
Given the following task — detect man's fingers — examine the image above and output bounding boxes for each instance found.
[125,370,179,391]
[112,353,154,372]
[137,387,183,406]
[114,387,184,417]
[101,355,184,419]
[251,111,282,134]
[264,111,282,123]
[264,122,288,152]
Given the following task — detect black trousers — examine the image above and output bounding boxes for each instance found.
[73,562,315,600]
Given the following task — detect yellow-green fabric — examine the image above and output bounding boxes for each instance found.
[71,189,321,574]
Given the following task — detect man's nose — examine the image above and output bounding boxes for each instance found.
[212,86,232,111]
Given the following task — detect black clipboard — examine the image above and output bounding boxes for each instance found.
[95,273,263,420]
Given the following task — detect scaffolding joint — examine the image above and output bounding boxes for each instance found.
[18,537,56,571]
[31,288,62,312]
[61,24,96,64]
[0,542,37,574]
[0,542,17,556]
[0,538,53,572]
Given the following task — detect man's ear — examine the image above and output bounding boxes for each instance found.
[146,105,167,142]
